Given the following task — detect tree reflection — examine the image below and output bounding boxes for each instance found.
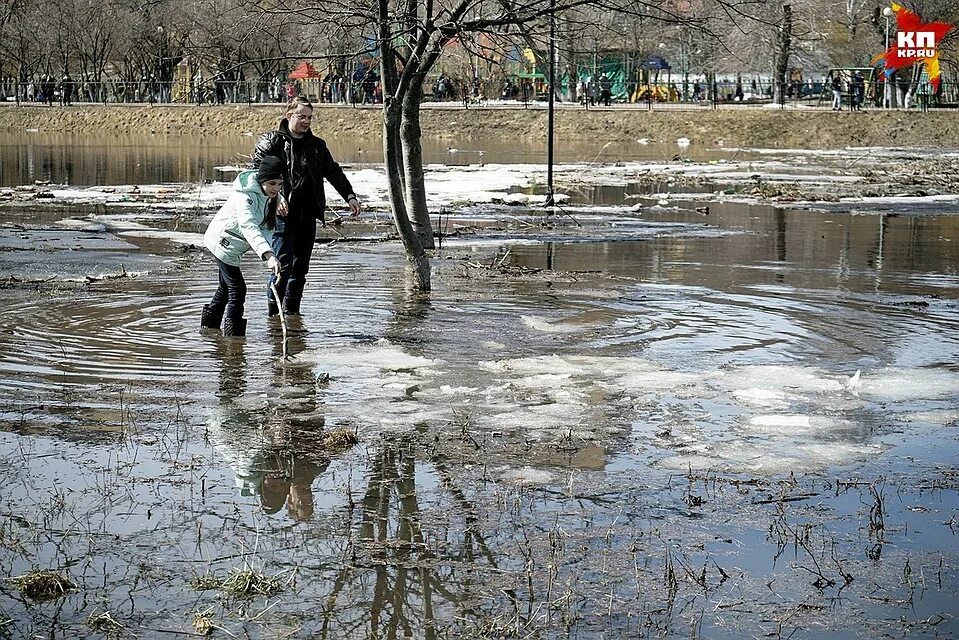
[383,279,432,358]
[319,436,503,639]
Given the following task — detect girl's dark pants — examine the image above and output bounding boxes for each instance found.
[210,258,247,319]
[268,213,316,315]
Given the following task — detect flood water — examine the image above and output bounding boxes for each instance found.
[0,132,743,187]
[0,135,956,639]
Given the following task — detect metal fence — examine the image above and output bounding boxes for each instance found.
[558,78,959,111]
[2,77,956,110]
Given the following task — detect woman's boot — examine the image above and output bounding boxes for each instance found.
[200,304,224,329]
[223,317,247,337]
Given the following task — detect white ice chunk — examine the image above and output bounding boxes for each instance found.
[732,387,789,407]
[500,466,555,485]
[299,339,441,373]
[522,315,581,333]
[859,368,959,401]
[721,365,845,393]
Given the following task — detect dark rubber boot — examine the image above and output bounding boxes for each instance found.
[268,301,280,317]
[223,317,247,337]
[200,304,224,329]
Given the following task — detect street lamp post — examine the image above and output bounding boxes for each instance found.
[156,26,165,103]
[883,7,893,108]
[545,0,555,208]
[679,38,688,101]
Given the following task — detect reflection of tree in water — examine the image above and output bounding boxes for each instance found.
[315,430,733,638]
[320,435,502,639]
[383,280,432,356]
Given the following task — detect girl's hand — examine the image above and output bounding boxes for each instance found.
[266,255,282,276]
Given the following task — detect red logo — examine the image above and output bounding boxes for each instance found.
[874,3,954,91]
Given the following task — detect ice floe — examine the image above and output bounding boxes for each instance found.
[288,338,956,473]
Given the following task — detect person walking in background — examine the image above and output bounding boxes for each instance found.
[851,71,865,111]
[42,75,55,106]
[59,73,72,106]
[830,72,843,111]
[599,74,612,106]
[434,74,446,101]
[201,157,285,336]
[194,71,204,104]
[214,73,226,104]
[362,68,378,104]
[692,81,703,101]
[253,96,361,318]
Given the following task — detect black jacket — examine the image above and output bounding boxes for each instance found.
[253,118,354,223]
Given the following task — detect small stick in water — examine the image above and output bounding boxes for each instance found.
[269,283,288,360]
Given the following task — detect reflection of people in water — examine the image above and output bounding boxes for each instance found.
[214,336,246,400]
[206,332,331,521]
[258,440,329,521]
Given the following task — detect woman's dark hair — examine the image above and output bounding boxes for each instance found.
[264,196,278,230]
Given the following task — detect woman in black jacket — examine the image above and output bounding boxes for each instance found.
[253,96,361,317]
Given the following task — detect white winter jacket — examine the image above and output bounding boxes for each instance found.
[204,171,275,266]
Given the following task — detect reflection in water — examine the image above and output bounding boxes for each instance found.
[0,132,740,187]
[321,436,504,640]
[503,213,959,374]
[214,336,246,400]
[0,133,245,186]
[207,333,330,521]
[384,279,433,355]
[0,135,957,636]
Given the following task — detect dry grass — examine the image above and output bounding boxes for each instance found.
[7,570,75,600]
[189,573,224,591]
[3,105,959,148]
[193,606,215,636]
[221,569,283,597]
[323,429,359,453]
[86,610,123,634]
[191,569,283,597]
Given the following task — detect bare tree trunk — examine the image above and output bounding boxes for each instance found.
[846,0,859,37]
[378,0,430,291]
[772,3,792,105]
[401,74,435,249]
[384,99,431,290]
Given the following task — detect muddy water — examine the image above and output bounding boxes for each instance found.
[0,137,957,639]
[0,132,742,187]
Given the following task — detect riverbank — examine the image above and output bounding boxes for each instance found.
[2,103,957,148]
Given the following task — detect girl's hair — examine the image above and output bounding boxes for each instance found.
[264,196,278,230]
[286,95,313,114]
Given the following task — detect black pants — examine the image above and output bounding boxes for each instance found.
[209,258,247,319]
[269,215,316,315]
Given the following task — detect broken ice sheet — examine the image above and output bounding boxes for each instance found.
[287,335,955,473]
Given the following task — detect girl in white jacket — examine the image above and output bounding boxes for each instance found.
[201,156,285,336]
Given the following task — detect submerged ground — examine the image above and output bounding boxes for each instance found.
[0,134,957,639]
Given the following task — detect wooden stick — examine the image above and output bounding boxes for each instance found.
[269,283,288,360]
